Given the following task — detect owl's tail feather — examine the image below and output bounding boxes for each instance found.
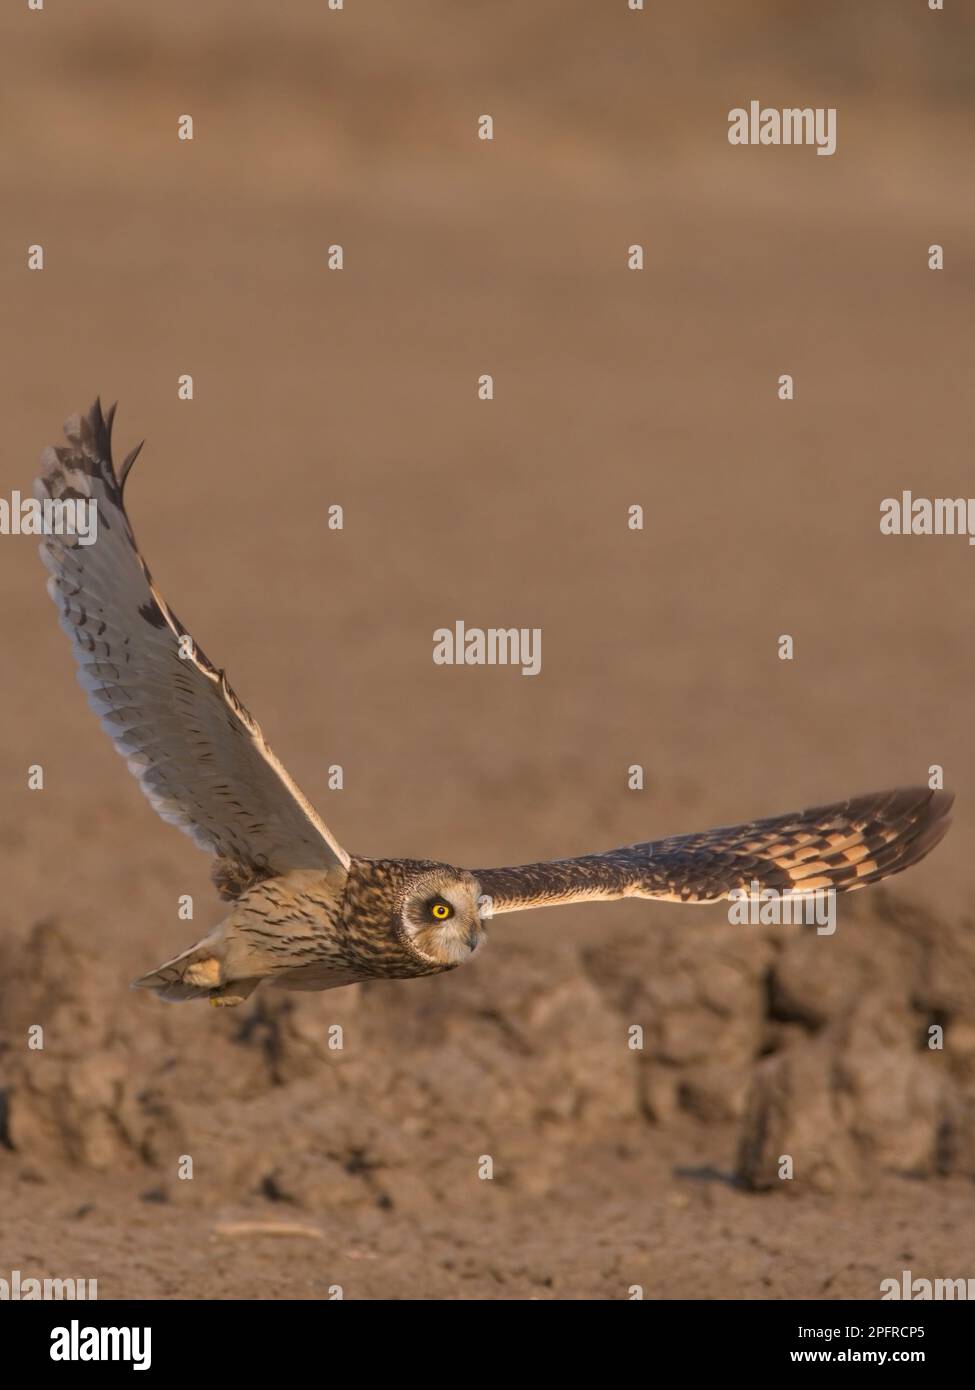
[132,932,225,1003]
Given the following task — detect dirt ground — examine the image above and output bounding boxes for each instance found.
[1,2,973,1300]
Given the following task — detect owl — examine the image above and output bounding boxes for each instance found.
[36,403,953,1006]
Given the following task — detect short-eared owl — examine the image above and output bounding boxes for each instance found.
[37,403,953,1006]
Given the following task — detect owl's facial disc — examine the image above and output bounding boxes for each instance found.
[401,869,486,967]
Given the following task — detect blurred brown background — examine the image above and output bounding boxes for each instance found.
[0,0,973,1299]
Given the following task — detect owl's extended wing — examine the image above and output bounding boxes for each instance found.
[473,787,951,915]
[36,400,349,886]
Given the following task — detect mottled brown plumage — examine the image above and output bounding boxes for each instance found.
[36,402,954,1007]
[473,787,953,912]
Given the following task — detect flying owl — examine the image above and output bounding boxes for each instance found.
[36,402,953,1006]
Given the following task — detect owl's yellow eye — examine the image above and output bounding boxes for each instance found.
[430,899,453,920]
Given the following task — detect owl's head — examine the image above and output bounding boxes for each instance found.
[399,865,486,968]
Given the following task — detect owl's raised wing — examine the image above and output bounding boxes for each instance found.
[473,787,951,915]
[36,400,349,888]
